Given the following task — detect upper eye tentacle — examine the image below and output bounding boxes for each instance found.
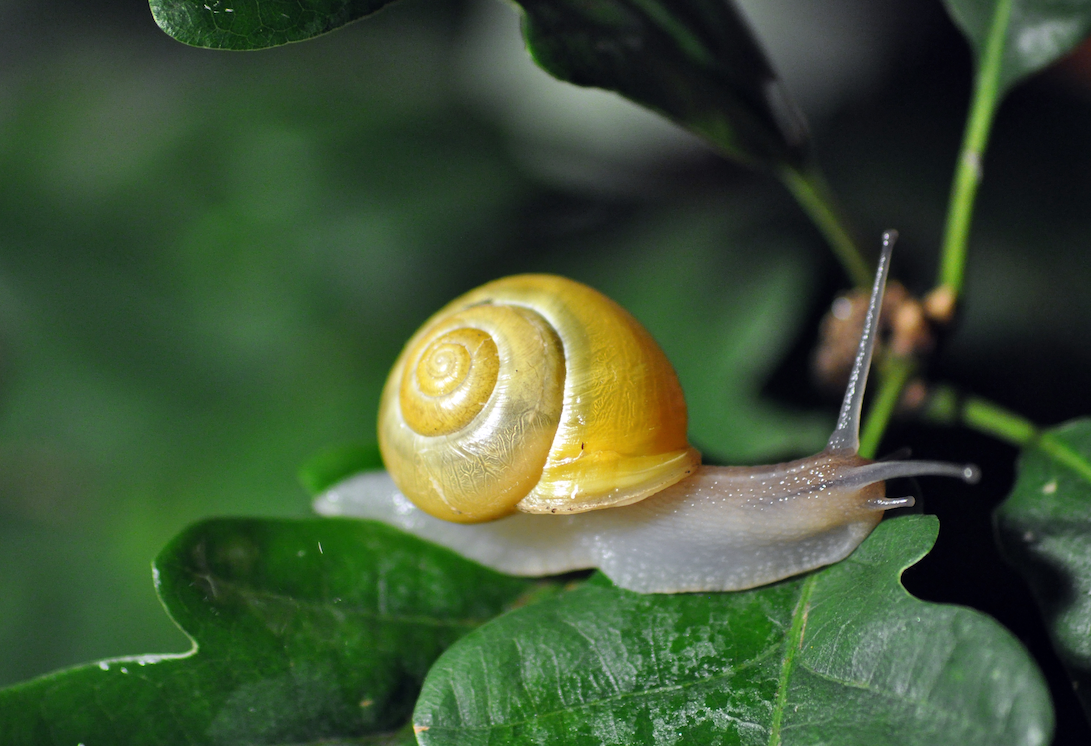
[826,230,897,456]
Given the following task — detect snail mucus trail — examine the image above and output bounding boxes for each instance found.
[315,232,979,593]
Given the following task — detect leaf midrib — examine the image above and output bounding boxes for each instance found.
[1039,432,1091,484]
[767,573,817,746]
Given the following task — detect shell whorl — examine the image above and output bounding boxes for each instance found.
[380,301,566,523]
[378,274,700,524]
[400,327,499,436]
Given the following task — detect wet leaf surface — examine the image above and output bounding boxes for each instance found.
[150,0,398,49]
[414,516,1052,746]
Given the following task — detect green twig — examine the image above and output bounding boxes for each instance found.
[927,387,1036,446]
[927,388,1091,483]
[961,395,1037,447]
[937,0,1013,299]
[778,163,872,288]
[858,356,915,460]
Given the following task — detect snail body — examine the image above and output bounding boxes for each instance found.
[315,233,978,592]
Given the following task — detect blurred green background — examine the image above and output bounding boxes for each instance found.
[2,2,1091,739]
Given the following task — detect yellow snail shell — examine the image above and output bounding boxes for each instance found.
[377,274,700,523]
[316,232,979,592]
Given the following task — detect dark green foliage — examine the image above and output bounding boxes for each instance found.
[0,519,540,745]
[150,0,398,49]
[516,0,808,168]
[151,0,807,170]
[997,420,1091,722]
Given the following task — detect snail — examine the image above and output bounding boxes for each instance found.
[314,232,979,593]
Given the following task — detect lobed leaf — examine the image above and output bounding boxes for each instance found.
[0,518,540,745]
[150,0,397,49]
[996,418,1091,722]
[414,515,1052,746]
[942,0,1091,94]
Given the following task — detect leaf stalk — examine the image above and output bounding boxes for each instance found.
[778,163,872,288]
[927,388,1091,483]
[937,0,1013,300]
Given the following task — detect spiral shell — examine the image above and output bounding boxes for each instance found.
[378,274,701,523]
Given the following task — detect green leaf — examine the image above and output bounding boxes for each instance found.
[0,518,539,745]
[996,418,1091,722]
[942,0,1091,94]
[515,0,809,169]
[300,443,383,496]
[414,515,1052,745]
[150,0,396,49]
[150,0,811,169]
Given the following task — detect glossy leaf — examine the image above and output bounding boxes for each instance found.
[150,0,396,49]
[149,0,809,170]
[0,518,539,745]
[996,418,1091,721]
[414,515,1052,745]
[516,0,809,168]
[942,0,1091,93]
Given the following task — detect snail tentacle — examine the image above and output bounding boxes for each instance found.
[826,229,896,456]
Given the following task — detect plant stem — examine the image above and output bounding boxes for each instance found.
[858,356,915,460]
[937,0,1013,299]
[927,389,1091,483]
[961,395,1036,447]
[778,163,872,288]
